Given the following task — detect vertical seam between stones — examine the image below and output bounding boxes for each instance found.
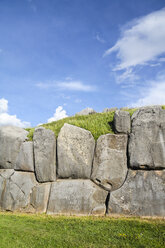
[90,141,96,178]
[46,183,52,214]
[56,138,58,178]
[105,192,110,215]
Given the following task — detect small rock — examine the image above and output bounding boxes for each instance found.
[102,107,118,113]
[120,107,129,111]
[76,107,96,116]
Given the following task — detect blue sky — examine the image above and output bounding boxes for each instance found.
[0,0,165,127]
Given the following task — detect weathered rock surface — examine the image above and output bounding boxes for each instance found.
[15,142,34,172]
[108,170,165,216]
[103,107,118,113]
[33,127,56,182]
[57,124,95,179]
[30,183,51,213]
[76,107,96,116]
[91,134,128,191]
[120,107,129,111]
[0,170,37,211]
[47,180,107,215]
[114,110,131,134]
[0,126,28,169]
[129,106,165,169]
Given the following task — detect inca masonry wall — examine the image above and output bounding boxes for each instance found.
[0,105,164,216]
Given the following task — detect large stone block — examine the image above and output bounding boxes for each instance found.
[129,106,165,169]
[0,126,28,169]
[108,170,165,216]
[33,127,56,182]
[57,124,95,179]
[0,170,37,211]
[15,141,34,172]
[30,183,51,213]
[91,134,128,191]
[47,180,108,215]
[114,110,131,134]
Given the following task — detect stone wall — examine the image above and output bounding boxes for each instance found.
[0,106,164,216]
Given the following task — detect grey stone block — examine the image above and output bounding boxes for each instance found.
[33,127,56,182]
[0,170,37,211]
[57,124,95,179]
[129,106,165,169]
[47,180,107,215]
[114,110,131,134]
[30,183,51,213]
[91,134,128,191]
[108,170,165,216]
[0,126,28,169]
[15,141,34,172]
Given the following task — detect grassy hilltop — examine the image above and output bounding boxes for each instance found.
[26,106,165,141]
[26,108,137,141]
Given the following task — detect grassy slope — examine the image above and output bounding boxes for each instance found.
[26,106,165,141]
[0,213,164,248]
[26,109,135,141]
[26,111,115,141]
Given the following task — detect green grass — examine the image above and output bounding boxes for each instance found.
[26,106,165,141]
[26,111,116,141]
[0,213,164,248]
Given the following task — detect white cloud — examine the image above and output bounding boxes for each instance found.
[104,8,165,70]
[56,81,96,92]
[115,68,139,83]
[47,106,68,123]
[65,76,73,81]
[130,80,165,107]
[159,57,165,62]
[75,98,82,103]
[95,34,105,43]
[0,98,8,113]
[36,80,97,92]
[0,98,31,127]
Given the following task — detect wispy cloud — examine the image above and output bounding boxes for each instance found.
[0,98,8,113]
[159,57,165,62]
[104,8,165,74]
[47,106,68,123]
[27,0,37,12]
[0,98,31,127]
[75,98,82,103]
[36,80,97,92]
[129,79,165,107]
[115,68,139,84]
[95,33,105,43]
